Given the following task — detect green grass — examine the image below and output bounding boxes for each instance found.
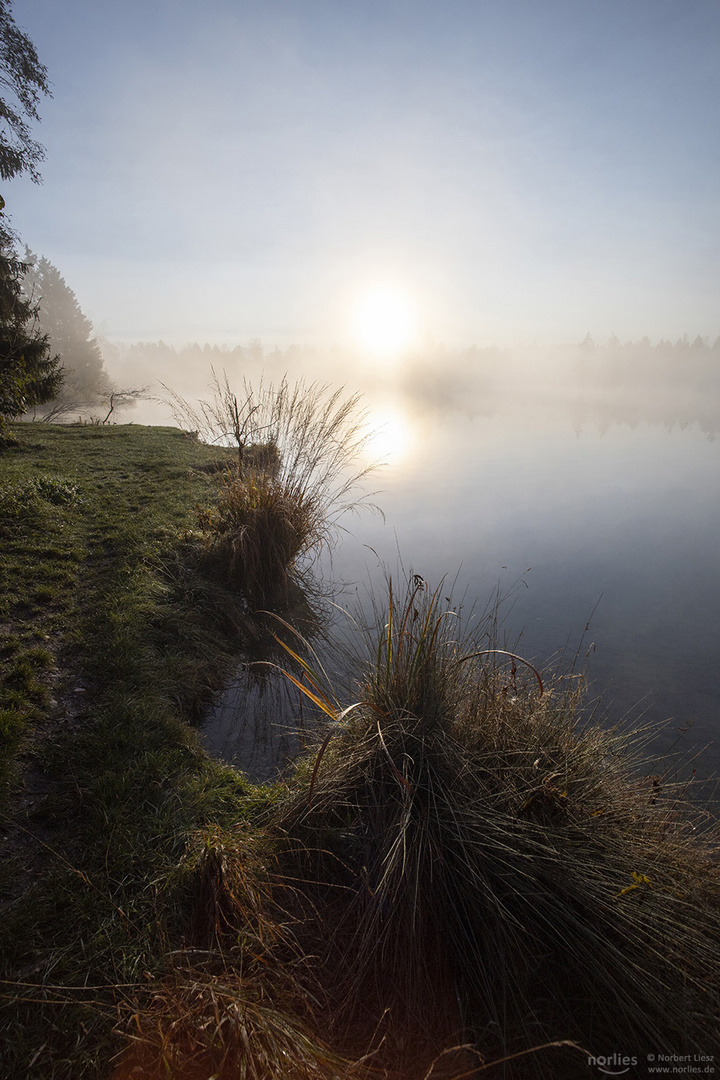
[3,422,720,1079]
[0,422,276,1077]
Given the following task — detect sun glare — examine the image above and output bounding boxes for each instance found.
[352,285,419,355]
[365,407,413,464]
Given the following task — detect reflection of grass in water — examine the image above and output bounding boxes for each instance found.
[204,664,309,781]
[203,585,334,778]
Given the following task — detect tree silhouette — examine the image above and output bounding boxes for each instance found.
[0,1,60,431]
[0,243,62,429]
[0,0,52,184]
[22,251,109,414]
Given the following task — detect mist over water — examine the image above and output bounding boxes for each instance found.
[101,333,720,432]
[136,335,720,783]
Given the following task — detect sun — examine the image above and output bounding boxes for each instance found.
[352,285,419,356]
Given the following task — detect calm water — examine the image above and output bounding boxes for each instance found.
[203,383,720,786]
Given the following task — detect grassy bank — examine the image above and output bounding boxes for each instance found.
[2,420,719,1079]
[0,422,275,1076]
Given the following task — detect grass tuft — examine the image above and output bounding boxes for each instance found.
[111,824,378,1080]
[167,371,379,601]
[267,575,720,1074]
[198,465,317,600]
[111,966,375,1080]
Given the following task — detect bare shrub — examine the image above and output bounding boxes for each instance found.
[166,371,378,600]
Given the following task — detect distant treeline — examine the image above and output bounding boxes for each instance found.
[98,334,720,435]
[569,333,720,385]
[394,334,720,434]
[560,335,720,434]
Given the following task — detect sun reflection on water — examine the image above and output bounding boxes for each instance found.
[364,405,414,465]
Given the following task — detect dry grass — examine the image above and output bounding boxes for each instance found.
[166,372,379,601]
[111,968,372,1080]
[111,826,380,1080]
[266,575,720,1075]
[198,466,317,599]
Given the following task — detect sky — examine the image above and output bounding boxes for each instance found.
[6,0,720,349]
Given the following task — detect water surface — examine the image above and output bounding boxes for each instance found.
[204,367,720,785]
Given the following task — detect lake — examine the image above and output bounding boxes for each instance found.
[202,349,720,789]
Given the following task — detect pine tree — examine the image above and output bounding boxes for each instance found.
[22,251,109,413]
[0,0,60,432]
[0,233,62,429]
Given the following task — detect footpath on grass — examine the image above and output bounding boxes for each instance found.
[0,422,274,1077]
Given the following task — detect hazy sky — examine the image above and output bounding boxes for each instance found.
[7,0,720,347]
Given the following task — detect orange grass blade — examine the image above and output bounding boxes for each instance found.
[267,665,339,720]
[266,632,328,701]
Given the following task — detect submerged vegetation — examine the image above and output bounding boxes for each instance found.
[1,417,719,1077]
